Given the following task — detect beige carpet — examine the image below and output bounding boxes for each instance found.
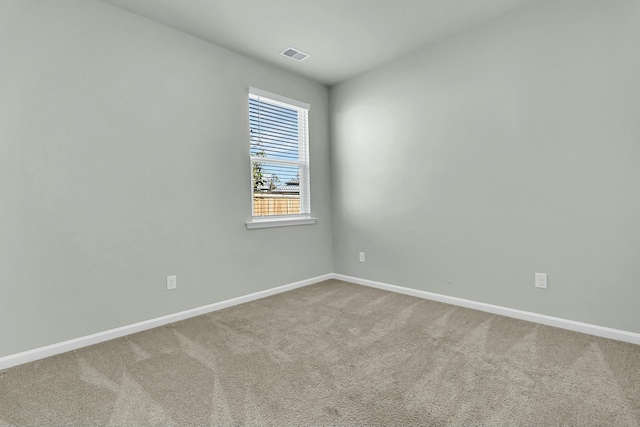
[1,279,639,426]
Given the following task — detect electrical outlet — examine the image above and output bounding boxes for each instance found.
[359,252,365,262]
[167,275,177,290]
[535,273,547,289]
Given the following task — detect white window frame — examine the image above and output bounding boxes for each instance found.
[246,87,317,229]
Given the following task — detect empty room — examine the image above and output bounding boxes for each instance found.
[1,0,639,425]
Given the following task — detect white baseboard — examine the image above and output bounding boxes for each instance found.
[332,273,640,345]
[0,273,334,371]
[2,272,638,371]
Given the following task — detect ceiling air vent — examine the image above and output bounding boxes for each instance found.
[280,47,310,62]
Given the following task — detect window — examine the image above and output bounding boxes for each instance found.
[247,88,315,228]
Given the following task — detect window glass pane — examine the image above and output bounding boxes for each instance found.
[252,161,301,216]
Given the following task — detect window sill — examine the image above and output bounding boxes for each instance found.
[245,217,318,229]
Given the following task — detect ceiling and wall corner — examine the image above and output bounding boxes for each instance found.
[98,0,538,85]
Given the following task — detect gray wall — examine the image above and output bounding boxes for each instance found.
[331,0,640,333]
[2,0,639,359]
[0,0,332,357]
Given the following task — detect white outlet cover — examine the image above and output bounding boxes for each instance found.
[535,273,547,289]
[167,275,177,290]
[359,252,365,262]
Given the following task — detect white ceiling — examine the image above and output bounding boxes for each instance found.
[100,0,537,86]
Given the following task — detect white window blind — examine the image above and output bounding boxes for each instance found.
[249,88,310,218]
